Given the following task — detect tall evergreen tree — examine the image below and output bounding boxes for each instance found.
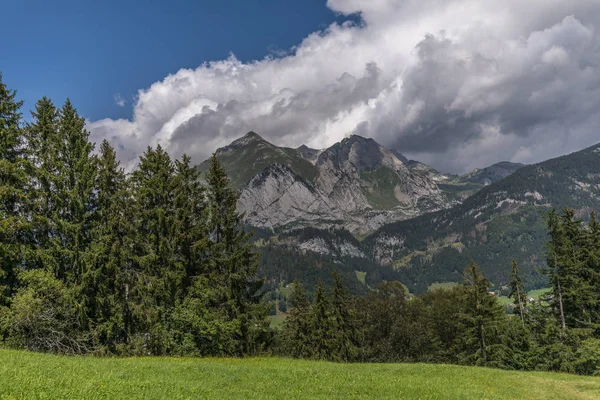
[24,97,60,272]
[173,154,207,295]
[53,99,98,286]
[86,140,133,348]
[281,280,312,358]
[205,154,268,355]
[330,271,359,362]
[309,280,335,360]
[130,145,181,353]
[461,260,504,365]
[0,73,27,305]
[546,209,567,331]
[509,260,527,325]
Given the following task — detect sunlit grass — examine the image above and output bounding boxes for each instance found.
[1,349,599,399]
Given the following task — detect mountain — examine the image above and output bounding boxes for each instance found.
[205,133,456,234]
[410,161,526,200]
[364,142,600,293]
[197,132,318,189]
[459,161,525,186]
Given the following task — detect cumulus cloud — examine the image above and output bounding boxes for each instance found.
[88,0,600,173]
[113,93,125,107]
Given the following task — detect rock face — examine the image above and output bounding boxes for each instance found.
[234,134,455,234]
[200,132,523,234]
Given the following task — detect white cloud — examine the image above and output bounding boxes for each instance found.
[88,0,600,173]
[113,93,125,107]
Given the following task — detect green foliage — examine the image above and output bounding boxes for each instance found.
[0,270,90,354]
[367,141,600,293]
[0,73,27,305]
[0,89,269,356]
[509,260,527,324]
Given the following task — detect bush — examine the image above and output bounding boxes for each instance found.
[0,270,92,354]
[574,339,600,376]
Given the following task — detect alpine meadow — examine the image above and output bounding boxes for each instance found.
[5,0,600,398]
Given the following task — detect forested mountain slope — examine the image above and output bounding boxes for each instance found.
[365,142,600,293]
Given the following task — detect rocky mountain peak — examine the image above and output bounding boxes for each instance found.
[297,144,322,164]
[317,134,405,173]
[216,131,271,154]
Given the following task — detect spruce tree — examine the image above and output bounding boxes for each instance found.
[86,140,133,348]
[53,99,98,286]
[330,271,359,362]
[282,280,312,358]
[462,259,504,365]
[24,97,60,272]
[546,209,567,331]
[309,280,335,360]
[0,73,27,305]
[130,145,181,353]
[205,154,268,355]
[173,154,207,294]
[509,260,527,325]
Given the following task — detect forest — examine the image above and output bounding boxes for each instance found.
[2,74,600,375]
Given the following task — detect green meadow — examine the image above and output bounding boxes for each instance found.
[1,349,599,399]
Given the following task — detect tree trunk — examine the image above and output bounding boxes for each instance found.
[557,278,566,331]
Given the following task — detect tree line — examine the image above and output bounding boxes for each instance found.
[2,75,600,375]
[274,209,600,376]
[0,74,269,355]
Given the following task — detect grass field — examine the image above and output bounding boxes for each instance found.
[1,349,599,399]
[268,313,286,329]
[497,287,551,307]
[428,281,459,291]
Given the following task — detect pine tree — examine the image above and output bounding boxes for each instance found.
[546,209,568,331]
[53,99,98,286]
[130,145,181,353]
[205,154,268,355]
[0,73,27,305]
[330,271,359,362]
[462,259,504,365]
[86,140,133,349]
[309,280,335,360]
[173,154,207,294]
[509,260,527,325]
[24,97,60,272]
[282,280,312,358]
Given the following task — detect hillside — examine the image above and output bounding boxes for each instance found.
[1,349,598,399]
[409,160,526,201]
[365,142,600,293]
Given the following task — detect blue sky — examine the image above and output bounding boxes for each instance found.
[2,0,352,121]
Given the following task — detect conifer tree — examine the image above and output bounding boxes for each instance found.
[52,99,98,286]
[509,260,527,325]
[546,209,567,331]
[282,280,312,358]
[86,140,132,348]
[330,271,359,362]
[309,280,335,360]
[205,154,268,354]
[173,154,207,294]
[462,260,504,365]
[0,73,27,305]
[24,97,60,272]
[130,145,181,352]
